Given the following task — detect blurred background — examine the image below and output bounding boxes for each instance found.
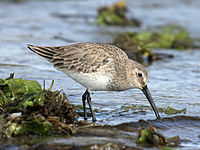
[0,0,200,148]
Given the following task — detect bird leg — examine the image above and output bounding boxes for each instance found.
[86,90,97,122]
[82,90,88,120]
[82,90,97,122]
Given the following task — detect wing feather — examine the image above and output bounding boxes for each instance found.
[27,43,127,73]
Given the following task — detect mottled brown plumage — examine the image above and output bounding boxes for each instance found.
[27,42,160,121]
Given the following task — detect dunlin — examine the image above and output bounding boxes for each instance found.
[27,43,160,121]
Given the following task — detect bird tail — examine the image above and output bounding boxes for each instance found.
[27,44,56,61]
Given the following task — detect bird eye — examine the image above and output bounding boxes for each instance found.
[138,73,143,77]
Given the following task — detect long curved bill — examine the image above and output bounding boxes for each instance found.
[141,85,161,119]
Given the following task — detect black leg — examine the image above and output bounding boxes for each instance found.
[82,90,88,120]
[86,90,97,122]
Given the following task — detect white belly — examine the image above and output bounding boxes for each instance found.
[62,70,110,91]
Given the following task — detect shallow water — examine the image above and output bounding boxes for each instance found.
[0,0,200,149]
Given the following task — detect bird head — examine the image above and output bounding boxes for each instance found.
[129,60,161,119]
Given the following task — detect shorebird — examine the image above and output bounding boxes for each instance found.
[27,43,160,122]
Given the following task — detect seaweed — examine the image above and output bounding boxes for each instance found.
[137,124,166,146]
[96,1,140,26]
[113,25,199,63]
[75,104,99,118]
[158,107,186,115]
[137,124,180,148]
[0,74,77,137]
[119,104,186,115]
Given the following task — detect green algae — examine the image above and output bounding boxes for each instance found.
[113,25,199,63]
[6,117,52,137]
[120,104,150,112]
[0,75,77,137]
[161,147,177,150]
[137,125,166,146]
[76,103,187,117]
[158,107,186,115]
[0,78,44,109]
[96,9,124,26]
[96,1,140,26]
[119,104,186,115]
[75,105,99,118]
[75,105,89,117]
[136,125,180,148]
[114,25,197,50]
[139,25,194,49]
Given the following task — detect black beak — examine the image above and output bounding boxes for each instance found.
[141,85,161,119]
